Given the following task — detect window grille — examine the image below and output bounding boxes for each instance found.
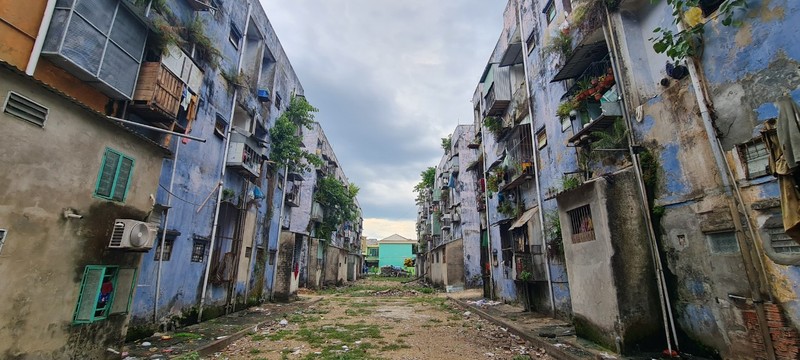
[154,237,174,261]
[768,228,800,254]
[707,232,739,254]
[73,266,136,323]
[568,205,595,244]
[739,140,769,179]
[191,240,206,262]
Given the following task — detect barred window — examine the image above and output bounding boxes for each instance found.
[739,140,769,179]
[707,232,739,254]
[191,240,206,263]
[768,228,800,254]
[568,205,595,244]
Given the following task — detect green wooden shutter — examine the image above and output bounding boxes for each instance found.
[96,150,120,198]
[112,156,134,201]
[111,268,137,314]
[73,266,105,323]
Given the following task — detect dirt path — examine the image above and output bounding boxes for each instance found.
[214,279,552,360]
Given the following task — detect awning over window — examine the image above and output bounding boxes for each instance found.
[551,41,609,82]
[509,207,538,231]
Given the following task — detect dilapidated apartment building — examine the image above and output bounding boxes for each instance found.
[464,0,800,358]
[0,0,359,358]
[416,124,483,292]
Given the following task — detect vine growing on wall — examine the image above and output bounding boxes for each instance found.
[314,176,360,240]
[270,96,323,173]
[650,0,748,61]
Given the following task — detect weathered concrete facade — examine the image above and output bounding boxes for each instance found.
[0,63,166,359]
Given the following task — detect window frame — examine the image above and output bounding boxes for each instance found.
[229,22,242,50]
[94,148,135,202]
[191,239,207,263]
[543,0,556,24]
[72,265,137,324]
[738,139,770,180]
[706,231,740,254]
[154,235,174,261]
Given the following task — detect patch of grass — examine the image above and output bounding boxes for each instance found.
[172,332,201,339]
[428,318,442,323]
[268,330,292,341]
[345,308,372,316]
[381,343,411,351]
[398,332,413,337]
[295,323,383,348]
[250,333,267,341]
[173,352,201,360]
[250,348,262,354]
[448,314,462,321]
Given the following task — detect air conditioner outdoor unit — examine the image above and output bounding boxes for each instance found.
[108,219,157,251]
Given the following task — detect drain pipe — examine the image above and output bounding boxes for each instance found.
[675,23,775,360]
[154,140,180,323]
[197,93,236,323]
[602,9,678,353]
[26,0,57,76]
[516,0,556,317]
[480,120,495,300]
[269,164,290,300]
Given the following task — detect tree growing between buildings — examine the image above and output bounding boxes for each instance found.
[270,96,323,172]
[314,176,360,240]
[413,167,436,197]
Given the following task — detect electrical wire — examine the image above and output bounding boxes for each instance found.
[159,183,212,207]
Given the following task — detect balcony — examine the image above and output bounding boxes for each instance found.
[483,83,511,117]
[226,133,262,179]
[131,62,183,122]
[42,0,147,99]
[311,202,325,222]
[568,100,624,146]
[511,84,529,124]
[285,185,300,207]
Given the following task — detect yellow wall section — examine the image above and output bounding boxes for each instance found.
[0,0,109,112]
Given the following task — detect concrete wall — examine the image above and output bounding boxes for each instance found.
[273,232,298,302]
[0,66,165,359]
[556,168,660,351]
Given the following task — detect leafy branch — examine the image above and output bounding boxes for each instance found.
[649,0,748,61]
[269,96,323,173]
[314,176,360,240]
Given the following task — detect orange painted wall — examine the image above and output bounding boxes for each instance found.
[0,0,109,112]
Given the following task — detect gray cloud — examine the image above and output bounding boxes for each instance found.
[261,0,504,223]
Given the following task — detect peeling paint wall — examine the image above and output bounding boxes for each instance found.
[0,65,164,359]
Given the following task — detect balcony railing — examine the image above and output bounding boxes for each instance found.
[285,185,300,207]
[226,133,262,179]
[132,62,183,122]
[42,0,147,99]
[483,83,511,117]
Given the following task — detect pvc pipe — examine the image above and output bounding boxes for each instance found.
[197,90,237,322]
[26,0,57,76]
[107,117,207,143]
[516,0,556,317]
[269,164,289,301]
[602,11,678,352]
[154,140,180,323]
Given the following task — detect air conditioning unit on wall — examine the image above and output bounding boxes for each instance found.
[108,219,157,251]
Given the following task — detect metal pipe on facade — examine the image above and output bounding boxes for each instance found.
[516,0,556,316]
[26,0,57,76]
[479,117,495,299]
[154,140,180,323]
[269,164,290,301]
[678,24,775,359]
[602,10,678,352]
[198,89,238,322]
[107,117,207,143]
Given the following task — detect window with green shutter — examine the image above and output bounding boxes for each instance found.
[73,265,137,324]
[95,148,135,202]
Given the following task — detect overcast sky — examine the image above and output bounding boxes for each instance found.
[262,1,506,240]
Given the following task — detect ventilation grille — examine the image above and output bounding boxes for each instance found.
[4,92,48,127]
[109,222,126,247]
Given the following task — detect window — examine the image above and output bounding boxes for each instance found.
[275,94,282,110]
[543,0,556,24]
[229,23,242,50]
[536,128,547,149]
[739,140,769,179]
[191,239,207,262]
[369,248,379,257]
[3,91,48,127]
[95,148,134,202]
[269,249,276,265]
[245,246,252,258]
[707,231,739,254]
[767,228,800,254]
[500,223,513,266]
[525,29,538,54]
[73,266,136,324]
[568,205,595,244]
[154,236,174,261]
[214,113,228,138]
[561,116,572,132]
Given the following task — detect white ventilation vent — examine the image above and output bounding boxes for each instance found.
[3,91,48,127]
